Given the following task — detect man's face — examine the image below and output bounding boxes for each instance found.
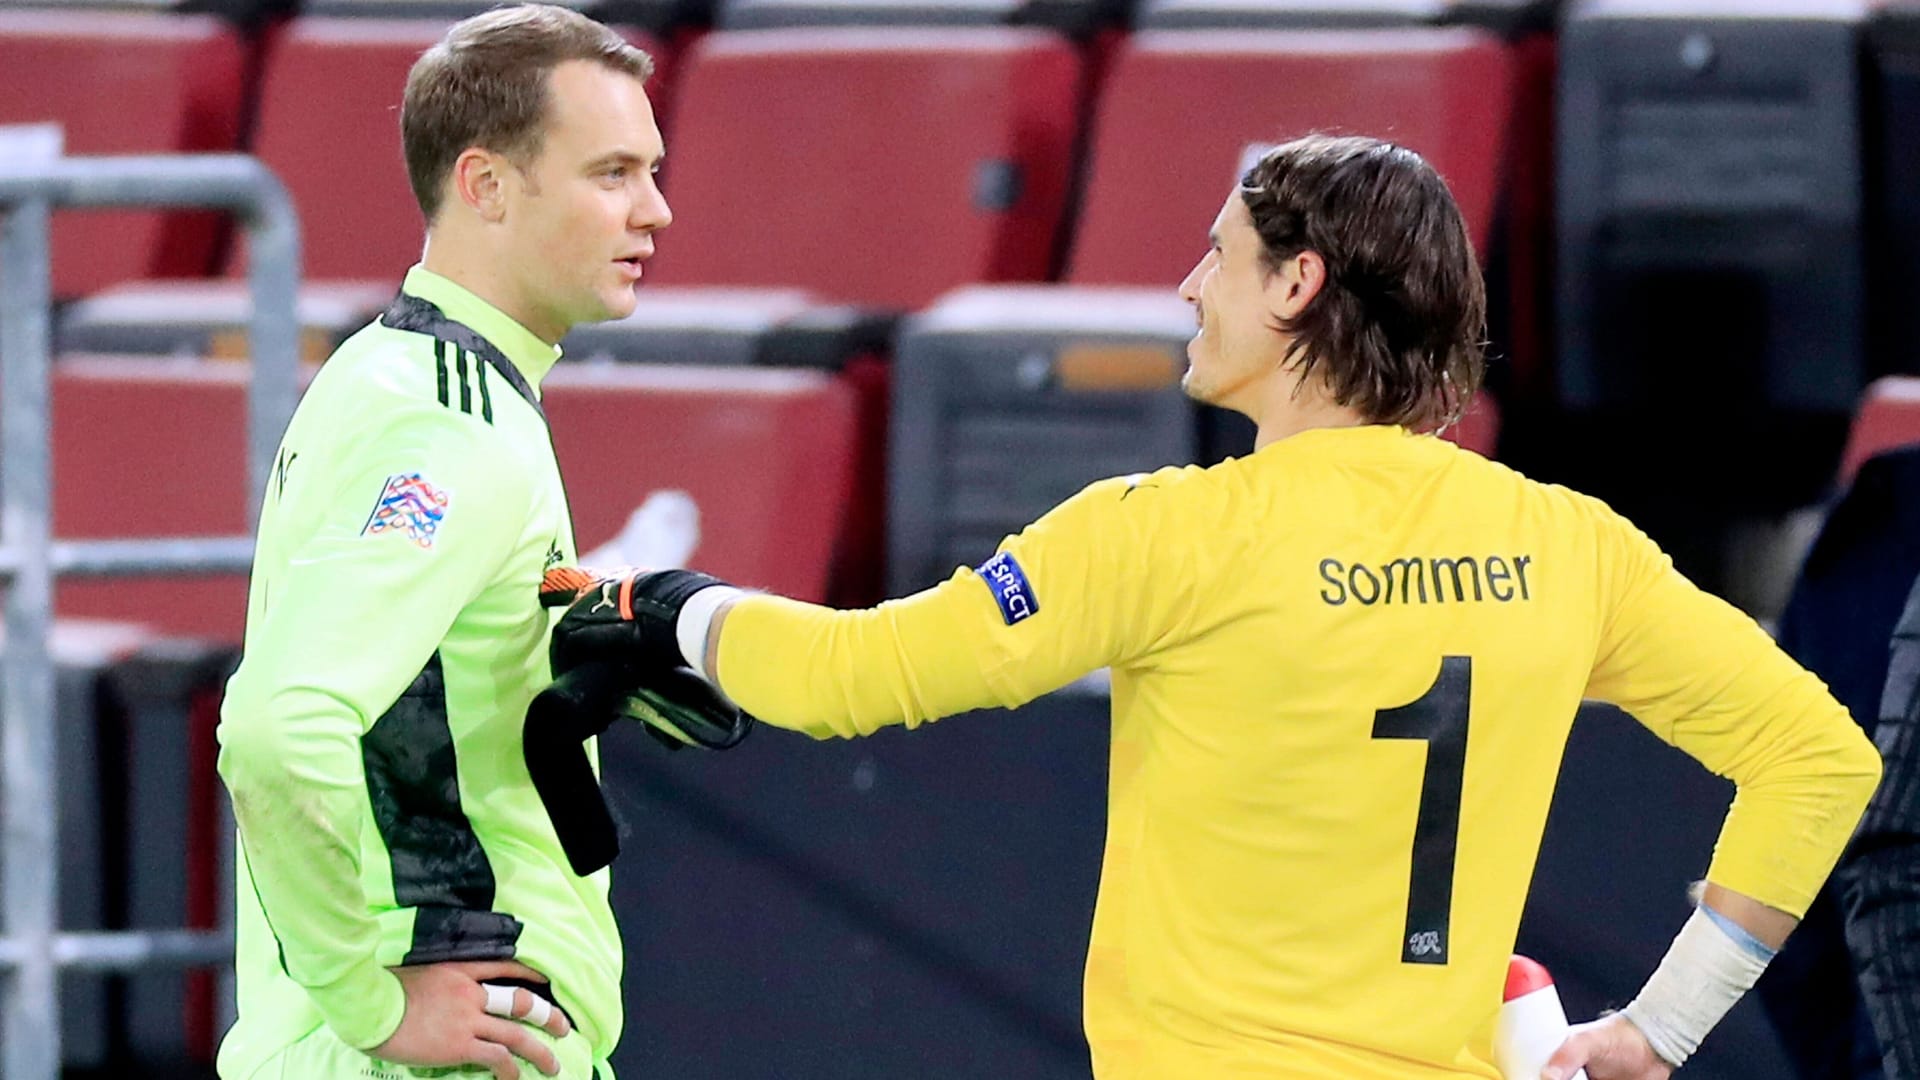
[1176,194,1295,412]
[503,60,670,342]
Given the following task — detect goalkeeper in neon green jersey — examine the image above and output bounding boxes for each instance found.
[212,7,735,1078]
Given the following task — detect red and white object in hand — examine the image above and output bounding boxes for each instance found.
[1496,955,1589,1080]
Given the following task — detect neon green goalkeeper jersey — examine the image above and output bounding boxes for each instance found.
[215,266,620,1077]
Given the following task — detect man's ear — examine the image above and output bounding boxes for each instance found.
[449,147,510,223]
[1267,249,1327,322]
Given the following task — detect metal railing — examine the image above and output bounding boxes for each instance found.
[0,153,299,1078]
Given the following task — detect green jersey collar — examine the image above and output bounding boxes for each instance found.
[401,265,563,389]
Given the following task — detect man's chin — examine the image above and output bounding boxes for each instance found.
[1180,369,1214,405]
[590,291,640,326]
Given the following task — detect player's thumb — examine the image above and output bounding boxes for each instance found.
[1539,1031,1595,1080]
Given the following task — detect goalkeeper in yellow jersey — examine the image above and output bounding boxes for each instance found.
[542,134,1881,1080]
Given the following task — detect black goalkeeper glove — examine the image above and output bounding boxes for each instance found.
[527,567,753,875]
[539,565,732,679]
[537,564,752,749]
[538,565,753,751]
[524,660,630,875]
[524,658,753,875]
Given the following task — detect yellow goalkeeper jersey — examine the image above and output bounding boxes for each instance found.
[716,423,1879,1079]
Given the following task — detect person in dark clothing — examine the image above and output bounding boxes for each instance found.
[1842,567,1920,1080]
[1763,446,1920,1079]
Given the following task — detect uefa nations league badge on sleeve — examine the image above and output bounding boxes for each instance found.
[976,552,1039,626]
[361,472,451,550]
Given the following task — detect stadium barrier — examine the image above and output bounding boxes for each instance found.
[0,150,298,1079]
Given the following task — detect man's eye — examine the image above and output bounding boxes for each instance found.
[604,167,627,182]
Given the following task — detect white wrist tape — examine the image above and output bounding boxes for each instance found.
[1620,905,1775,1067]
[676,585,746,677]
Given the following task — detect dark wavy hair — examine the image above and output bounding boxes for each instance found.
[1237,134,1485,431]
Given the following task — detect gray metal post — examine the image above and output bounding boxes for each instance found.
[0,195,60,1080]
[243,181,299,523]
[0,153,300,1078]
[0,155,300,515]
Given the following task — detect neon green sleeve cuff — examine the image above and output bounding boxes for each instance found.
[308,956,407,1050]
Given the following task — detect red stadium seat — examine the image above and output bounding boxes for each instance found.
[646,28,1083,308]
[1839,375,1920,486]
[544,363,861,601]
[40,357,861,643]
[0,11,248,297]
[245,17,672,281]
[47,357,257,643]
[1067,28,1515,285]
[245,18,446,281]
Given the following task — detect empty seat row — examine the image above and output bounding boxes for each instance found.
[2,14,1527,308]
[26,356,867,641]
[51,0,1920,428]
[5,11,1529,619]
[0,0,1562,36]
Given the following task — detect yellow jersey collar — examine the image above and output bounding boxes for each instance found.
[1260,423,1417,458]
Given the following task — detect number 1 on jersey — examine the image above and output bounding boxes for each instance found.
[1372,655,1471,965]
